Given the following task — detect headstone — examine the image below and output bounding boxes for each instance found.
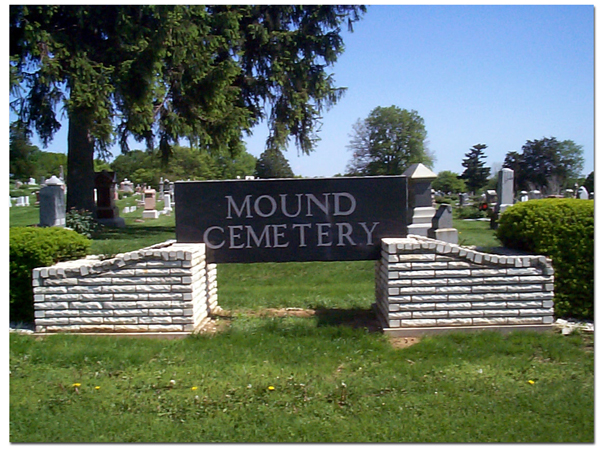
[431,204,453,229]
[15,196,26,207]
[120,179,134,193]
[15,181,23,189]
[39,176,66,227]
[458,193,469,207]
[485,189,498,205]
[28,177,36,185]
[159,177,164,200]
[402,163,437,237]
[529,190,541,200]
[165,179,174,204]
[428,204,458,244]
[590,192,594,200]
[94,171,125,227]
[59,165,64,182]
[163,193,172,214]
[577,186,589,200]
[519,191,529,202]
[142,189,160,219]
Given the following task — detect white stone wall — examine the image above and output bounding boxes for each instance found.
[376,235,554,335]
[33,240,215,334]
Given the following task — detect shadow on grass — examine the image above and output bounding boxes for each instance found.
[93,225,175,242]
[314,307,382,333]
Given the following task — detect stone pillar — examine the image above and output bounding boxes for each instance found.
[39,175,66,227]
[402,163,437,237]
[495,168,514,214]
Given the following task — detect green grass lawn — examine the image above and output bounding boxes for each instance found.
[9,198,594,442]
[10,327,593,442]
[453,218,502,249]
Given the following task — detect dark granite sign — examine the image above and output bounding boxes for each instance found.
[175,176,408,263]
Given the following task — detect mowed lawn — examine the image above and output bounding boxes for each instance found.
[9,200,594,442]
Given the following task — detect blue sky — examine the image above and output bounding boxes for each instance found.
[11,4,595,179]
[246,4,595,178]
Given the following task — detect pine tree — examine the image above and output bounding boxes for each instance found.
[460,144,491,194]
[254,148,295,179]
[10,5,365,212]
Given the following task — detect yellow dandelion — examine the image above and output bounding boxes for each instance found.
[528,380,535,385]
[95,386,101,390]
[191,386,198,391]
[268,386,275,391]
[72,383,81,388]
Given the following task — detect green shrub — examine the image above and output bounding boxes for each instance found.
[456,205,485,219]
[66,208,103,238]
[496,199,594,320]
[10,227,91,323]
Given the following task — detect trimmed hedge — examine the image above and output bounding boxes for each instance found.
[10,227,91,324]
[496,199,594,320]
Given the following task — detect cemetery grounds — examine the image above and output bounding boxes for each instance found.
[9,189,594,443]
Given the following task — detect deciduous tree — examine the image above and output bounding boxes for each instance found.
[345,106,434,176]
[431,170,466,194]
[503,137,584,194]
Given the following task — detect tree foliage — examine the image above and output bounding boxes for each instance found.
[345,106,434,176]
[431,171,466,194]
[110,146,257,186]
[254,148,295,179]
[9,123,39,180]
[10,123,68,182]
[460,144,491,194]
[503,137,584,195]
[10,5,365,212]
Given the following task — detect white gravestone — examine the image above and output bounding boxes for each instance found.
[495,168,514,213]
[39,176,66,227]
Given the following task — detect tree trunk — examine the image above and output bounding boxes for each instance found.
[66,108,97,214]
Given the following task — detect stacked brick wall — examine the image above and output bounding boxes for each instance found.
[376,235,554,335]
[33,240,215,334]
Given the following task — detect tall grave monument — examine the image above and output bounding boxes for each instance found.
[402,163,438,237]
[94,171,125,227]
[39,175,66,227]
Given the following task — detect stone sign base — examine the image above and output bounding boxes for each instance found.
[376,235,554,336]
[32,236,555,338]
[32,240,217,336]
